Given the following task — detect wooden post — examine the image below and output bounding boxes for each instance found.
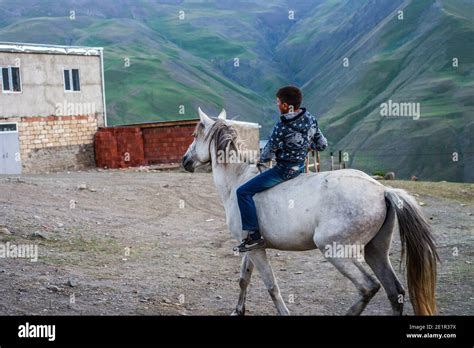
[330,152,334,171]
[317,151,321,172]
[339,150,342,169]
[312,150,317,172]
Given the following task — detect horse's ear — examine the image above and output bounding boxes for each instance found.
[198,107,213,127]
[217,109,227,120]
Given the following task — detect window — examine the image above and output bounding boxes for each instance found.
[64,69,80,92]
[0,123,18,133]
[1,67,22,93]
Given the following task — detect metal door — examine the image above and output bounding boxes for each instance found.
[0,123,22,174]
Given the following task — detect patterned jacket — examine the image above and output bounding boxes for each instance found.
[260,108,328,165]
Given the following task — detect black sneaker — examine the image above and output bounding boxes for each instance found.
[235,237,266,253]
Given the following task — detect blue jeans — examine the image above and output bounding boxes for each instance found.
[236,163,304,232]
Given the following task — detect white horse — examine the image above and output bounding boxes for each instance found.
[182,108,439,316]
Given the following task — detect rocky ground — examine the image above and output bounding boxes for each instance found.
[0,170,472,315]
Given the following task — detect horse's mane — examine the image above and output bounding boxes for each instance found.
[198,119,252,169]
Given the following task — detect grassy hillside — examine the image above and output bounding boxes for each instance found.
[0,0,472,181]
[280,0,474,182]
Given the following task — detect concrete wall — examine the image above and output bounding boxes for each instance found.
[0,52,105,125]
[228,120,260,155]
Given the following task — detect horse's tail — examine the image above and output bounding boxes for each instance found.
[384,188,439,315]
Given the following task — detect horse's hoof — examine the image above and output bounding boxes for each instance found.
[231,309,245,316]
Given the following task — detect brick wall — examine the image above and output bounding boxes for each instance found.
[94,119,260,170]
[1,114,98,173]
[95,124,195,169]
[95,127,145,168]
[142,126,195,165]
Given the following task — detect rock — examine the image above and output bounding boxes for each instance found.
[67,278,78,287]
[177,274,186,279]
[205,219,214,222]
[77,183,88,190]
[411,175,418,181]
[294,271,304,275]
[419,202,426,206]
[162,298,172,304]
[384,172,395,180]
[216,295,222,300]
[162,184,169,188]
[371,175,384,180]
[47,285,61,292]
[0,226,11,235]
[7,177,26,183]
[88,187,97,192]
[30,231,49,240]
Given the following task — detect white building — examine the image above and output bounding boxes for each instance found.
[0,42,106,174]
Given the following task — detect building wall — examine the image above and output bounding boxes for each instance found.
[0,51,105,173]
[94,120,260,169]
[228,121,260,156]
[0,52,105,124]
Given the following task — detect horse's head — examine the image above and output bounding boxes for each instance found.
[182,107,227,172]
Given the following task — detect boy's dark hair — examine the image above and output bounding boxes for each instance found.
[276,86,302,109]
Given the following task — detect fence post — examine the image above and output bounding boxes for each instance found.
[330,152,334,171]
[316,151,320,172]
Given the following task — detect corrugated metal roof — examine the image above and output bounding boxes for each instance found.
[0,42,103,56]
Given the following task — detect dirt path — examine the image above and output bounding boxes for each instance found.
[0,170,472,315]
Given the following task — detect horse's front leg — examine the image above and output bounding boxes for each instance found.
[231,253,254,316]
[249,249,290,315]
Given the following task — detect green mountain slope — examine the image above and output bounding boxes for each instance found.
[0,0,472,181]
[282,0,474,181]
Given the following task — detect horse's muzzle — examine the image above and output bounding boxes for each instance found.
[182,155,194,173]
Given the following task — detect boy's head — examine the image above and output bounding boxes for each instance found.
[276,85,302,114]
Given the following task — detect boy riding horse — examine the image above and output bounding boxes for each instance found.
[236,86,328,252]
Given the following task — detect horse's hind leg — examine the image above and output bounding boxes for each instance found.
[231,253,254,316]
[364,205,406,315]
[315,234,380,315]
[248,249,290,315]
[324,256,380,315]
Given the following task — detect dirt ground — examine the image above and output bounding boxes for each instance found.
[0,169,472,315]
